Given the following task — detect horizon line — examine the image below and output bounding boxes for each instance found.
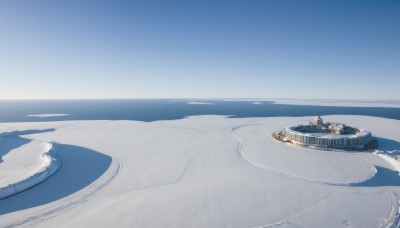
[0,98,399,101]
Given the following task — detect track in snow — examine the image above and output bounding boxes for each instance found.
[379,190,400,228]
[232,125,377,186]
[233,124,400,227]
[3,157,121,228]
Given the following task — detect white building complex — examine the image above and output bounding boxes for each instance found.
[282,116,373,150]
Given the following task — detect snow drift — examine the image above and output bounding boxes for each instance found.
[0,140,61,200]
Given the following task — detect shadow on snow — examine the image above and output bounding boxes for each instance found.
[0,129,55,138]
[375,137,400,155]
[353,166,400,187]
[0,129,55,163]
[346,137,400,187]
[0,144,112,215]
[353,137,400,186]
[0,137,31,163]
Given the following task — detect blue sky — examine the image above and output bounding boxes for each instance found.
[0,0,399,99]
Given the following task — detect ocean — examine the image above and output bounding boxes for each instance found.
[1,99,400,122]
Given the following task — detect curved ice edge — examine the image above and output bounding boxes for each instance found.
[0,142,62,200]
[374,152,400,173]
[344,166,377,186]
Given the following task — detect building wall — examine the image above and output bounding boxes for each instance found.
[283,128,371,148]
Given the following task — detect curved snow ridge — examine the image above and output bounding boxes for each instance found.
[0,142,62,200]
[375,152,400,173]
[232,125,377,186]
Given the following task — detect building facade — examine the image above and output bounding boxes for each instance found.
[282,117,372,149]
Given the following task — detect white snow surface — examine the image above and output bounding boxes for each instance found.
[0,115,400,227]
[222,98,400,108]
[187,101,215,105]
[0,137,61,200]
[270,99,400,108]
[27,114,69,118]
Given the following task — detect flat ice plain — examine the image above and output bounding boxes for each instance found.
[1,114,400,227]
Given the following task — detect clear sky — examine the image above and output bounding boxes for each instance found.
[0,0,399,99]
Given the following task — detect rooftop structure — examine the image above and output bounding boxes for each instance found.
[311,116,324,126]
[277,117,375,150]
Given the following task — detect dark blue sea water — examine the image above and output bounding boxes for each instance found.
[1,99,400,122]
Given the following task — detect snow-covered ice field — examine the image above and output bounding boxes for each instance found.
[271,99,400,108]
[1,115,400,227]
[222,98,400,108]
